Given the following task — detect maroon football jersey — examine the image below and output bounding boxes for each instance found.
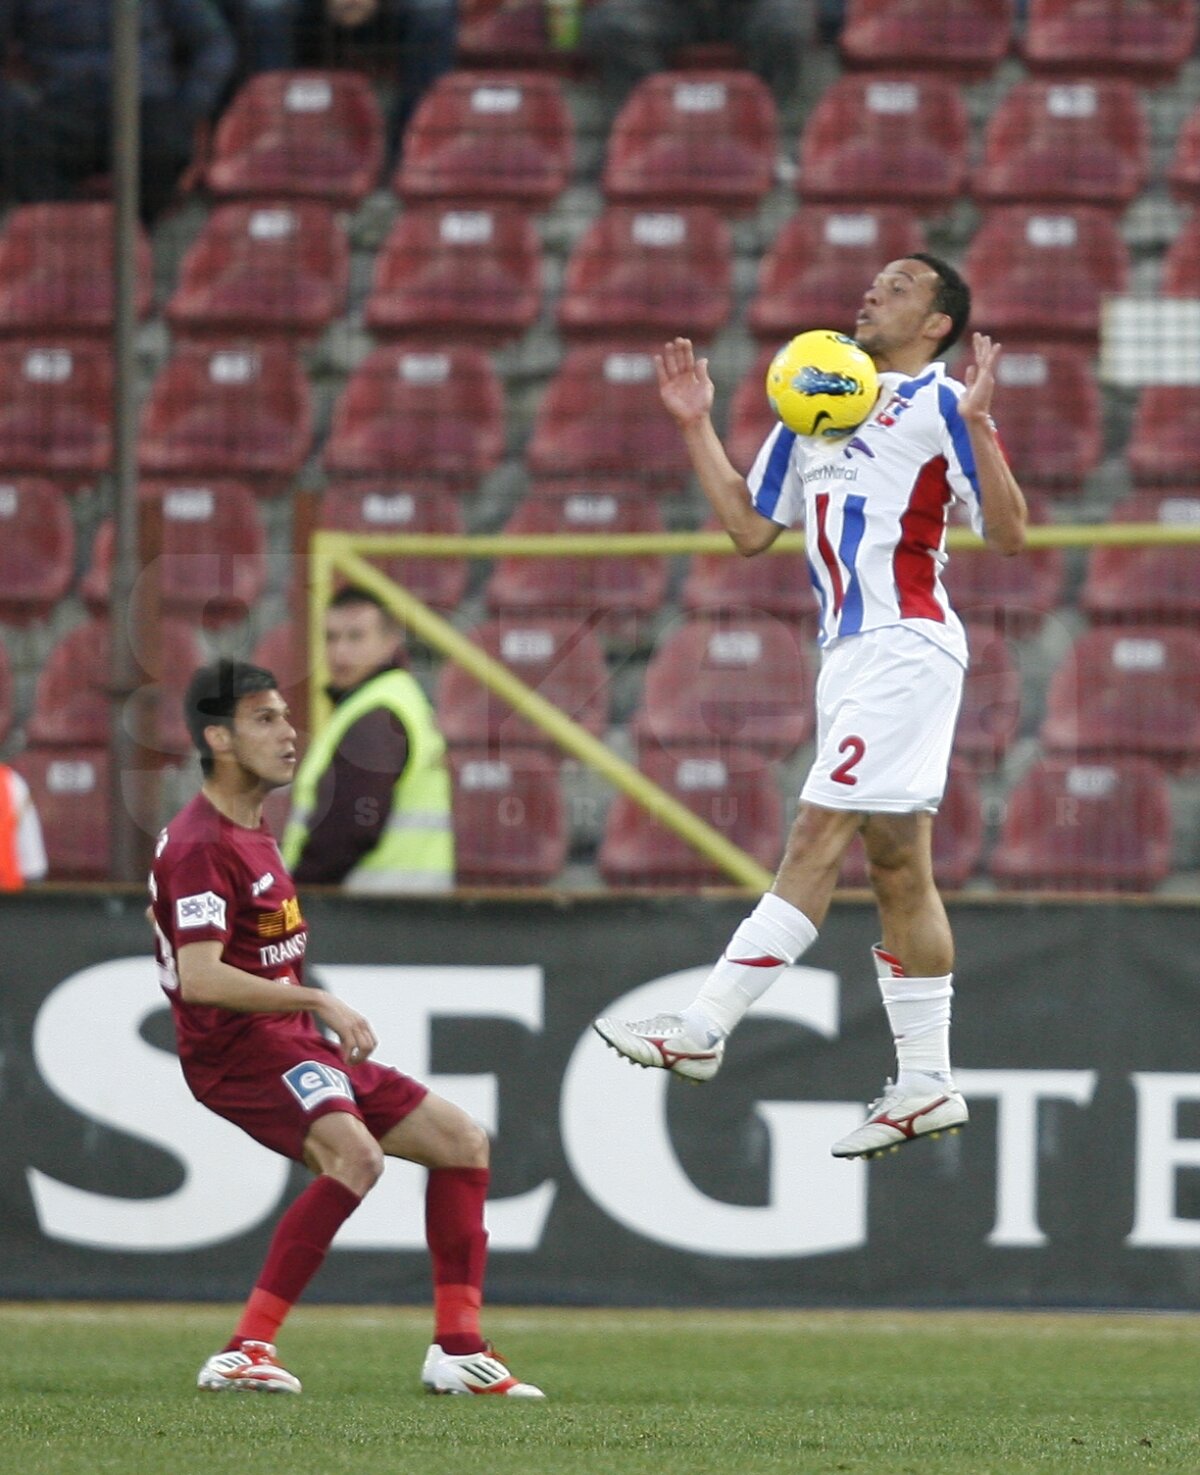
[150,791,326,1089]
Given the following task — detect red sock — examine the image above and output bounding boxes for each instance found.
[426,1166,489,1356]
[226,1175,361,1350]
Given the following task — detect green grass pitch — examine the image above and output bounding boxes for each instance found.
[4,1303,1200,1475]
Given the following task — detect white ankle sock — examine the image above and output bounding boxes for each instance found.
[682,894,818,1041]
[872,945,954,1090]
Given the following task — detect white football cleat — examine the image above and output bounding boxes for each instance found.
[592,1012,725,1083]
[421,1343,545,1398]
[831,1080,969,1160]
[197,1340,301,1394]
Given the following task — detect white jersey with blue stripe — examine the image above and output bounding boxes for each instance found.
[746,361,984,667]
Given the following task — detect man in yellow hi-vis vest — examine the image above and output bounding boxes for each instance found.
[282,587,454,892]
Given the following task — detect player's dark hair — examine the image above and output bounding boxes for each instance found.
[328,584,397,624]
[910,252,971,356]
[185,659,278,775]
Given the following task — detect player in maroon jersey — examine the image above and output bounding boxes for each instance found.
[150,659,543,1398]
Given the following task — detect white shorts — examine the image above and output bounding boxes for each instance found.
[800,627,964,814]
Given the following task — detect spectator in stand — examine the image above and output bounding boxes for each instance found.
[580,0,814,112]
[0,763,47,889]
[281,586,455,893]
[0,0,236,221]
[229,0,457,158]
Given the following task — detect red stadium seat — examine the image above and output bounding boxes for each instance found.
[839,764,985,889]
[11,747,111,880]
[252,620,311,718]
[632,613,814,760]
[27,616,204,760]
[206,71,384,207]
[681,515,817,634]
[1081,490,1200,626]
[1169,104,1200,205]
[841,0,1014,76]
[435,616,610,752]
[395,70,572,207]
[972,79,1147,210]
[598,746,783,887]
[324,345,505,483]
[966,207,1129,343]
[1161,209,1200,294]
[485,491,668,635]
[0,341,111,478]
[0,641,12,745]
[166,203,350,342]
[990,757,1172,891]
[985,343,1102,491]
[557,205,732,341]
[943,492,1065,635]
[1041,626,1200,770]
[0,476,74,623]
[0,204,152,338]
[138,342,313,492]
[726,344,781,475]
[526,344,691,488]
[318,480,469,612]
[365,204,541,347]
[1127,388,1200,485]
[83,481,268,627]
[747,205,924,344]
[1023,0,1197,82]
[602,70,778,212]
[450,747,568,885]
[953,625,1021,773]
[797,74,969,211]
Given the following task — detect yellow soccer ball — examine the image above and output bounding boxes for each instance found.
[765,329,880,439]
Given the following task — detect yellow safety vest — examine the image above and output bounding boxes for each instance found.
[282,670,454,893]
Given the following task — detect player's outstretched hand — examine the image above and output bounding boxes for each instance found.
[959,331,1001,425]
[655,336,714,429]
[316,995,379,1066]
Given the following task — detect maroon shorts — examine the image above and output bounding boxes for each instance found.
[187,1033,429,1163]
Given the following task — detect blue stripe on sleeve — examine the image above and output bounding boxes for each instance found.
[896,369,937,399]
[836,494,867,635]
[751,425,797,521]
[938,382,981,499]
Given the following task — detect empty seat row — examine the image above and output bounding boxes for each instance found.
[839,0,1195,83]
[0,329,1195,495]
[11,736,1177,894]
[6,471,1194,645]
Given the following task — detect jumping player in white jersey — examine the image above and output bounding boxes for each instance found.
[594,254,1028,1159]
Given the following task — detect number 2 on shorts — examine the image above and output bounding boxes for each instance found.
[831,734,866,786]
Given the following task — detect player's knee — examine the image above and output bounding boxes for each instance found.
[335,1137,386,1195]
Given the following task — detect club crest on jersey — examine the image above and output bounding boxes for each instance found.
[282,1061,355,1111]
[873,392,914,428]
[176,891,227,931]
[258,896,303,937]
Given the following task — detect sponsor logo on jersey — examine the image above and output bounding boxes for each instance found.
[175,891,227,931]
[258,896,303,937]
[282,1060,354,1112]
[250,871,275,897]
[259,932,308,968]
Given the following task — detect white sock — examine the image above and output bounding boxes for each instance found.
[681,893,818,1041]
[872,944,954,1091]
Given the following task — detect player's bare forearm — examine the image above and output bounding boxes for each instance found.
[176,941,379,1062]
[681,417,782,557]
[177,942,327,1013]
[968,418,1027,556]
